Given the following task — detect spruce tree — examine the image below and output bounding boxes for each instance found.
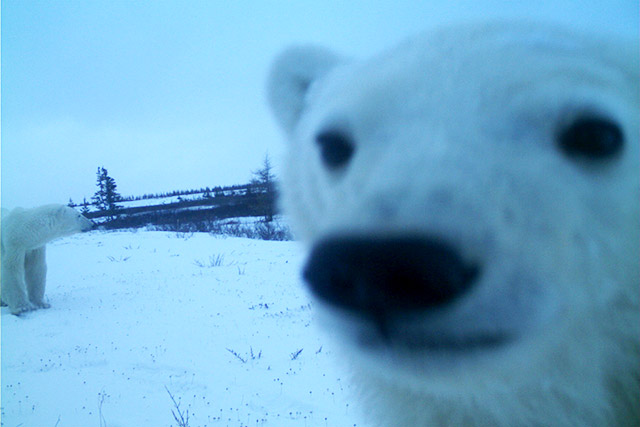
[252,153,275,192]
[80,198,90,215]
[251,154,277,222]
[92,167,123,212]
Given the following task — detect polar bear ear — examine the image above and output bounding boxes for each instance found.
[268,46,343,134]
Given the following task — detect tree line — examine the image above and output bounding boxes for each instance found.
[68,155,278,230]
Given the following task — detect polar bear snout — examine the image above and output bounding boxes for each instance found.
[82,219,96,232]
[303,235,480,317]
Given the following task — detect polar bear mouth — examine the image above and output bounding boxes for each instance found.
[350,309,513,353]
[304,235,518,353]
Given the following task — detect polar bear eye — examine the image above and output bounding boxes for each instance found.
[557,116,624,160]
[315,130,355,169]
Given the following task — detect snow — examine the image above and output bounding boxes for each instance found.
[116,194,214,209]
[1,230,363,426]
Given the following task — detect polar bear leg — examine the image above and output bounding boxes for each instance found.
[1,249,35,315]
[25,246,50,309]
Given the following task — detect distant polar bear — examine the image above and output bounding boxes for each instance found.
[1,204,94,315]
[268,22,639,426]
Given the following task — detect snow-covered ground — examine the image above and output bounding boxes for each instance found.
[1,230,363,426]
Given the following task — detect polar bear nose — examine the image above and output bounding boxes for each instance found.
[303,236,480,315]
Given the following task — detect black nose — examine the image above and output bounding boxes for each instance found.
[303,236,479,315]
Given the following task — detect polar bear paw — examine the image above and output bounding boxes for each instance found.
[35,301,51,309]
[10,302,37,316]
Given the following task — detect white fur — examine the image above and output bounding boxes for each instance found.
[1,204,93,315]
[268,22,639,426]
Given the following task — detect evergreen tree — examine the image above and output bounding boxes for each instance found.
[80,197,90,215]
[92,167,123,212]
[251,154,276,191]
[251,153,277,222]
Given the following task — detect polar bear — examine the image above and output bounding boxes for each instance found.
[1,204,94,315]
[268,22,639,426]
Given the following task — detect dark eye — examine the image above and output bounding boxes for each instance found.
[315,130,355,169]
[557,116,624,160]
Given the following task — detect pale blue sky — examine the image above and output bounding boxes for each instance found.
[2,1,636,208]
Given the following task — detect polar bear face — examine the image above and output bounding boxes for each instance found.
[269,22,639,425]
[53,205,94,236]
